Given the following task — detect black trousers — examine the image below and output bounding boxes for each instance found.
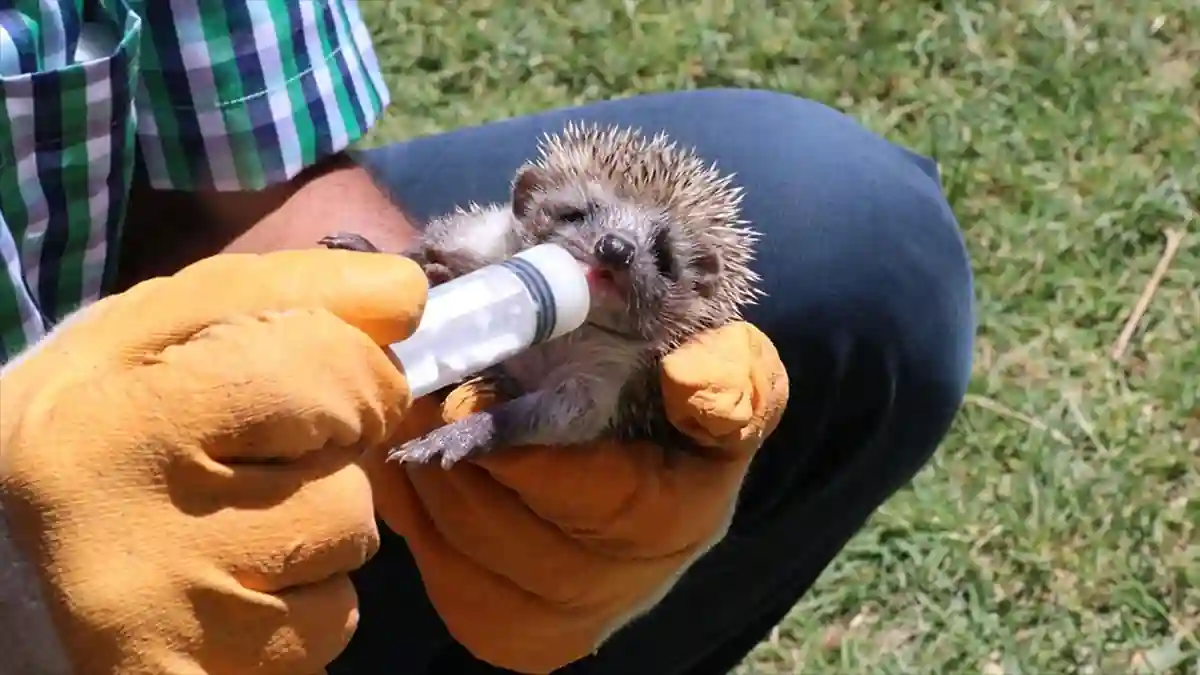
[330,88,977,674]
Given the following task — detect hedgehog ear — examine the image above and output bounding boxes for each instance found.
[691,249,723,299]
[512,165,550,218]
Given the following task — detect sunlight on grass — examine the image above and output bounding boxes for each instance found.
[359,1,1198,671]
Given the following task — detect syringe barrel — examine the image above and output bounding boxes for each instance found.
[389,244,591,399]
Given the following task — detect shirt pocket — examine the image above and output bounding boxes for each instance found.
[0,0,141,356]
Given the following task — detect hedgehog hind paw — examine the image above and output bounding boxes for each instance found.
[388,419,497,469]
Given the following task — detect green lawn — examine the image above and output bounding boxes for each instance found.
[357,2,1198,673]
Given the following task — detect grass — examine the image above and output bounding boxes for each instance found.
[356,1,1199,672]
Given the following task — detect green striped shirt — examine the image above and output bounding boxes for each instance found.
[0,0,390,362]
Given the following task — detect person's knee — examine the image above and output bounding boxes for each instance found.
[724,99,975,529]
[732,87,974,400]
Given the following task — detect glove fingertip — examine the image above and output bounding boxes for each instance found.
[306,250,430,346]
[659,322,763,452]
[752,328,790,440]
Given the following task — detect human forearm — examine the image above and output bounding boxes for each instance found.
[115,0,402,291]
[115,152,420,290]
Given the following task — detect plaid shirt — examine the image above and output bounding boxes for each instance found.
[0,0,389,362]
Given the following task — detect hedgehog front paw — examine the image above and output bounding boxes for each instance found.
[389,416,498,469]
[318,231,381,253]
[422,262,454,286]
[399,245,455,287]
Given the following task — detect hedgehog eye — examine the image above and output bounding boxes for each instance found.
[551,203,592,224]
[652,228,677,280]
[558,208,587,223]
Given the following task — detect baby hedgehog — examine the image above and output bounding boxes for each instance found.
[320,123,763,469]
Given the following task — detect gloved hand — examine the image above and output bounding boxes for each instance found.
[0,250,428,675]
[370,320,789,674]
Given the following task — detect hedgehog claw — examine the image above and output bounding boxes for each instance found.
[389,416,497,469]
[319,231,381,253]
[388,439,443,466]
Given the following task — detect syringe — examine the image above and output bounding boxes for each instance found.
[389,244,591,398]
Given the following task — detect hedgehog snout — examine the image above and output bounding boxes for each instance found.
[594,233,635,270]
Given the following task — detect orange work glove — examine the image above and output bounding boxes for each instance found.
[0,250,428,675]
[369,320,788,674]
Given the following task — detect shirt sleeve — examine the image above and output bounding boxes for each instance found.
[130,0,391,192]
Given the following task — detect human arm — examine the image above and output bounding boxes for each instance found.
[0,1,419,670]
[0,249,429,674]
[115,151,420,288]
